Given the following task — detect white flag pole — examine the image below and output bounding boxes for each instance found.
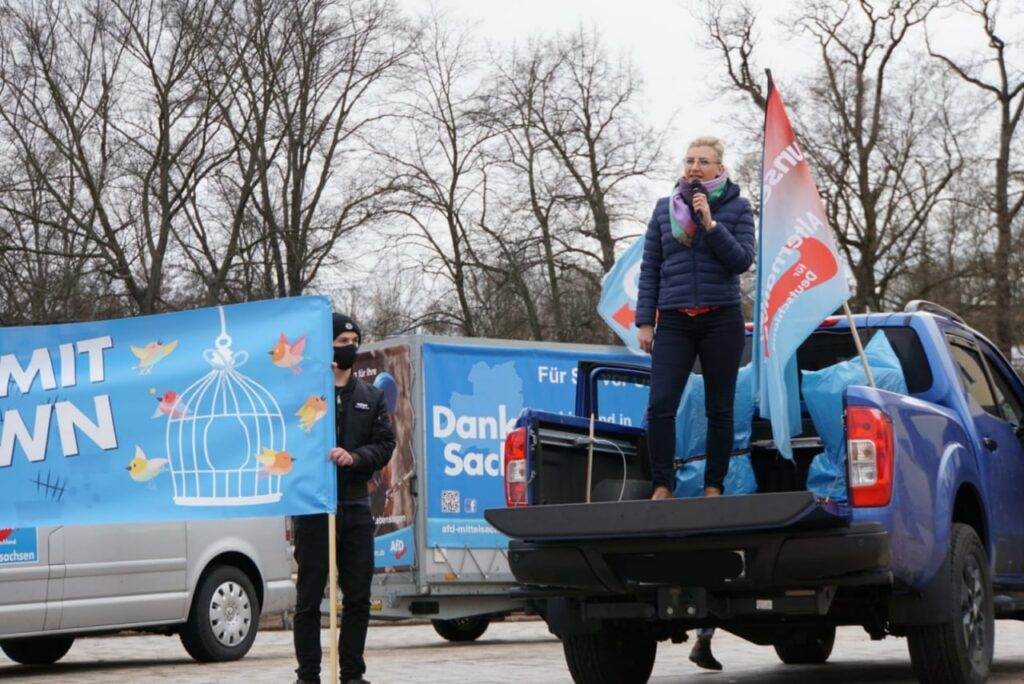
[328,513,339,684]
[842,302,876,388]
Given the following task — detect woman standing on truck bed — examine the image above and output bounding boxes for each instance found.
[636,135,755,668]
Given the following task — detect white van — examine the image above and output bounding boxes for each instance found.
[0,517,294,666]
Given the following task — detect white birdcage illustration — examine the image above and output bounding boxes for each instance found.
[165,306,286,506]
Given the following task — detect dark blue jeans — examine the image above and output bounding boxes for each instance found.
[647,306,745,492]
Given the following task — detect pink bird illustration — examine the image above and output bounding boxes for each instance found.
[152,390,188,419]
[269,333,306,374]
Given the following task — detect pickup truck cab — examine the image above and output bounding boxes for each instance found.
[485,306,1024,684]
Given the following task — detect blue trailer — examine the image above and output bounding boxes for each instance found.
[350,335,647,641]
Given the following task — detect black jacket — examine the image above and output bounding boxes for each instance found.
[335,375,395,502]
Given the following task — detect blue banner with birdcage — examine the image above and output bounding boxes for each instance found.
[0,297,337,527]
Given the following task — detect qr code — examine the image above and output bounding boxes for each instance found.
[441,490,460,514]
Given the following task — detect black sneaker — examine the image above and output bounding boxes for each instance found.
[343,678,371,684]
[689,635,723,671]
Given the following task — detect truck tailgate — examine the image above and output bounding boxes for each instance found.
[485,491,850,541]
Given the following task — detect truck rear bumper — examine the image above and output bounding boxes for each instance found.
[508,523,890,593]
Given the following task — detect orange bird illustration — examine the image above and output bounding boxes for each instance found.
[270,333,306,374]
[256,448,295,477]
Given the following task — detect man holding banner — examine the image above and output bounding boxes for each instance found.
[293,314,394,684]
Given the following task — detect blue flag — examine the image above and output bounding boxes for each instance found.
[597,236,645,354]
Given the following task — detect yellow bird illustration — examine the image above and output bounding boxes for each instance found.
[131,340,178,374]
[296,395,328,432]
[256,448,295,477]
[126,446,168,482]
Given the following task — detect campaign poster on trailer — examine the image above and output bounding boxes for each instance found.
[423,343,648,549]
[353,345,416,572]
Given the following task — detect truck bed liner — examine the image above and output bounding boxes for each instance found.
[485,491,850,541]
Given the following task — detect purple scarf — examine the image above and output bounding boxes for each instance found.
[669,171,728,246]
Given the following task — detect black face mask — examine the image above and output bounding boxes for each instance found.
[333,344,357,370]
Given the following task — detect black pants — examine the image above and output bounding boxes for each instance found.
[647,306,745,492]
[293,505,375,683]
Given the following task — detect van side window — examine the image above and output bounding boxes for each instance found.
[948,339,999,417]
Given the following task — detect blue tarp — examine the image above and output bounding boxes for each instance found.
[674,363,759,498]
[802,331,908,502]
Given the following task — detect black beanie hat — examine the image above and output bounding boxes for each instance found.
[332,313,362,343]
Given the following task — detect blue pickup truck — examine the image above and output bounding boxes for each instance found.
[485,304,1024,684]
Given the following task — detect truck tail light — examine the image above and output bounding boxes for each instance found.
[505,427,528,508]
[847,406,894,507]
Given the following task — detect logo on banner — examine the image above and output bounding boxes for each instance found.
[761,215,841,355]
[0,528,38,565]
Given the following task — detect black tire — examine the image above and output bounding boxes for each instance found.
[0,636,74,665]
[906,523,993,684]
[431,616,490,642]
[562,624,657,684]
[773,625,836,664]
[179,564,261,663]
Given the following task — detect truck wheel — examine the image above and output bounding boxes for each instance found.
[0,636,74,665]
[431,616,490,642]
[562,624,657,684]
[773,625,835,664]
[906,523,993,684]
[179,564,261,662]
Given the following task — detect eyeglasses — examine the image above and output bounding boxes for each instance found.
[684,158,718,168]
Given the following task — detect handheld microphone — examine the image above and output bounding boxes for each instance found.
[689,179,707,228]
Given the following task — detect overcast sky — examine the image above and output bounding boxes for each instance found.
[398,0,1020,175]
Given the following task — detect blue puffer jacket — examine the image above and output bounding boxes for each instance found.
[635,180,755,326]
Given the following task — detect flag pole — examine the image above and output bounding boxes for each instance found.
[328,513,339,684]
[842,302,876,388]
[751,69,773,408]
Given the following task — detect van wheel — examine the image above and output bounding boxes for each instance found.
[180,564,260,662]
[0,636,74,665]
[907,523,993,684]
[773,625,835,664]
[562,623,656,683]
[431,616,490,642]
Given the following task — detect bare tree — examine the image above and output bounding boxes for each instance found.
[530,28,668,276]
[695,0,963,312]
[379,16,493,336]
[246,0,412,297]
[926,0,1023,355]
[489,43,580,341]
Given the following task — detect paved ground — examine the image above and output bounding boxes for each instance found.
[4,619,1024,683]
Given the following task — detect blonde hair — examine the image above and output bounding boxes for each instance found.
[686,136,725,163]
